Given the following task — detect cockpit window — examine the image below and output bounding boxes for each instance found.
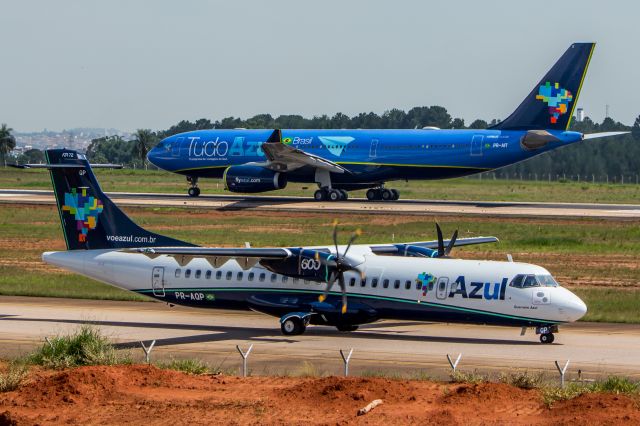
[536,275,558,287]
[522,275,538,288]
[510,274,559,288]
[509,274,525,288]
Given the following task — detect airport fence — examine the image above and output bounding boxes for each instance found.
[471,172,640,185]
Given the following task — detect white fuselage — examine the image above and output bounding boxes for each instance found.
[42,244,587,327]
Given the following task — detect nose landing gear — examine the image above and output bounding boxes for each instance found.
[187,176,200,197]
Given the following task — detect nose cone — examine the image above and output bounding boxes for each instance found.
[562,290,588,322]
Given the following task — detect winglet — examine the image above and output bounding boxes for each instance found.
[266,129,282,143]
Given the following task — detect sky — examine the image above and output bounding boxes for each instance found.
[1,0,638,132]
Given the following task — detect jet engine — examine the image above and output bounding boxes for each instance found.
[223,165,287,193]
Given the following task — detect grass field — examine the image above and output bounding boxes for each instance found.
[1,167,640,203]
[0,203,638,322]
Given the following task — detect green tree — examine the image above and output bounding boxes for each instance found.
[0,123,16,167]
[632,115,640,140]
[132,129,156,170]
[468,119,488,129]
[17,148,45,164]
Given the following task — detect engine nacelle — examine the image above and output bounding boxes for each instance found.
[224,165,287,193]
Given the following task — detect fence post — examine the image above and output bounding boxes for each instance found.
[236,344,254,377]
[340,348,354,376]
[140,340,156,364]
[446,353,462,373]
[555,359,570,388]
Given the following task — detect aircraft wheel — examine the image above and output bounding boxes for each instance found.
[366,189,378,201]
[314,189,326,201]
[188,187,200,197]
[339,189,348,200]
[540,333,554,344]
[336,324,359,332]
[390,189,400,200]
[328,189,341,202]
[281,317,305,336]
[381,189,393,201]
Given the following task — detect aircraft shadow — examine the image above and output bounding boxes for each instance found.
[1,317,540,347]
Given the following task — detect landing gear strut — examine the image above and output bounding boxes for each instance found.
[314,187,348,202]
[366,187,399,201]
[187,176,200,197]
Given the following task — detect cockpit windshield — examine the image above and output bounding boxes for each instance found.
[509,274,558,288]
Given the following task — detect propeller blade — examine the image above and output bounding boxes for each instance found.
[319,271,337,302]
[332,219,340,259]
[436,223,445,257]
[338,272,347,314]
[343,228,361,258]
[445,229,458,256]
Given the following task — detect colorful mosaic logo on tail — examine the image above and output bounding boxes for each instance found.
[536,82,573,124]
[62,188,104,242]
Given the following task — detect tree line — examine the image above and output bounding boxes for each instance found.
[3,106,640,178]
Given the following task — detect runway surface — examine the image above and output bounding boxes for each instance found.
[2,296,639,378]
[1,189,639,219]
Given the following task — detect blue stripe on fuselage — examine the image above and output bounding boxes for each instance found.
[147,129,582,182]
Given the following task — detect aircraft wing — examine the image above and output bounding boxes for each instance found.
[260,129,349,174]
[369,236,499,254]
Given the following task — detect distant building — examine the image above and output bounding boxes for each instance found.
[576,107,584,122]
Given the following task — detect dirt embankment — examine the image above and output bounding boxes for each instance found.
[0,365,638,425]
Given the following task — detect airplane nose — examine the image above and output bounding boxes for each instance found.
[564,293,588,322]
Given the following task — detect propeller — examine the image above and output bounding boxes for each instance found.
[435,223,458,258]
[317,220,364,314]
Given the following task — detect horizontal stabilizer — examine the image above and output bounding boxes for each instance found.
[583,131,630,140]
[9,163,123,169]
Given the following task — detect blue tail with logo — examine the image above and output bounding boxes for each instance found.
[45,149,194,250]
[490,43,595,131]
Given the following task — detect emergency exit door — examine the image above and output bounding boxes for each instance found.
[152,266,165,297]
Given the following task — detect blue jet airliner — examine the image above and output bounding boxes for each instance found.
[17,149,586,343]
[147,43,626,201]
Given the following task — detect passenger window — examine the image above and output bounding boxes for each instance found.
[383,279,389,288]
[185,269,191,279]
[292,277,299,284]
[195,270,201,279]
[361,278,367,287]
[349,277,356,287]
[405,280,412,290]
[415,281,421,290]
[271,274,277,282]
[175,269,181,278]
[216,271,222,280]
[226,271,232,280]
[248,272,255,281]
[259,273,266,282]
[394,280,400,289]
[205,270,212,279]
[282,276,288,283]
[237,272,243,281]
[372,278,378,288]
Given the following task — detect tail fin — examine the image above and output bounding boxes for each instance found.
[490,43,595,131]
[45,149,194,250]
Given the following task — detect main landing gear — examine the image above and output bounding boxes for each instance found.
[314,187,349,202]
[187,176,200,197]
[366,187,399,201]
[280,316,307,336]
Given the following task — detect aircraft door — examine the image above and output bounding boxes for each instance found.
[152,266,165,297]
[471,135,484,156]
[172,137,184,157]
[435,277,449,300]
[369,139,379,158]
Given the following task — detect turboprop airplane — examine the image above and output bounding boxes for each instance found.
[147,42,626,201]
[28,149,586,344]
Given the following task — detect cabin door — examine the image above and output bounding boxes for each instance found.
[369,139,379,158]
[152,266,165,297]
[435,277,449,300]
[471,135,484,156]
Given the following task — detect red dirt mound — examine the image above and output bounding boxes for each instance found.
[1,365,639,425]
